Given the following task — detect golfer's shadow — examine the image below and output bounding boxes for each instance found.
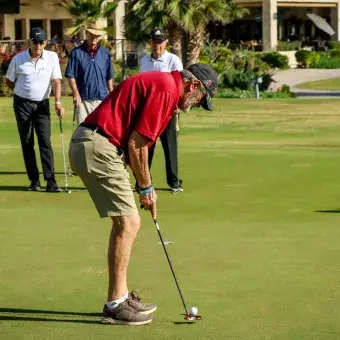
[0,307,100,325]
[315,209,340,213]
[0,308,196,325]
[0,185,87,192]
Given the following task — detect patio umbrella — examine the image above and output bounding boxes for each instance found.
[307,13,335,36]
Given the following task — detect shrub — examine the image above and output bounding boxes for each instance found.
[261,52,289,69]
[259,73,274,91]
[261,90,296,99]
[295,50,320,68]
[216,87,295,99]
[221,68,273,91]
[328,41,340,50]
[200,40,231,64]
[330,49,340,58]
[59,59,73,96]
[277,41,301,51]
[216,88,253,98]
[221,68,254,90]
[310,52,340,68]
[0,75,13,96]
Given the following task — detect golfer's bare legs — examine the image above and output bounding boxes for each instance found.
[107,215,140,301]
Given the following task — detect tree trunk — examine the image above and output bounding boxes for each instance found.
[186,24,206,67]
[167,22,183,60]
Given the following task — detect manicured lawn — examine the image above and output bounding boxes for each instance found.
[296,77,340,90]
[1,97,340,340]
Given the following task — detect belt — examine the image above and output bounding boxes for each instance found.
[14,94,48,104]
[79,122,110,139]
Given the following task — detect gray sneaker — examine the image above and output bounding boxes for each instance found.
[127,291,157,315]
[101,300,152,326]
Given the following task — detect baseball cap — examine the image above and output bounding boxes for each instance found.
[30,27,47,41]
[187,63,219,111]
[150,29,167,42]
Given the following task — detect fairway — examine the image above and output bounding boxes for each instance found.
[296,77,340,90]
[1,97,340,340]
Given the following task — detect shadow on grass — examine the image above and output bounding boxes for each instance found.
[0,308,194,325]
[0,171,67,175]
[0,186,87,192]
[0,308,99,316]
[0,308,100,325]
[173,321,196,325]
[315,209,340,213]
[0,315,99,324]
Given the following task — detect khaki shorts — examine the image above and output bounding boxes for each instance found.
[68,126,138,218]
[75,100,102,126]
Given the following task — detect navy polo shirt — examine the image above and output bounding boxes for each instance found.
[65,43,113,101]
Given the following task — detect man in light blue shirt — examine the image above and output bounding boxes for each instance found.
[140,29,183,193]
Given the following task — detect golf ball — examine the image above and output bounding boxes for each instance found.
[190,307,198,315]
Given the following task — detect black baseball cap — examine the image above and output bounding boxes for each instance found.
[30,27,47,41]
[150,29,167,42]
[187,63,219,111]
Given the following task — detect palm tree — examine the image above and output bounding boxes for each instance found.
[185,0,248,66]
[61,0,118,37]
[124,0,247,65]
[124,0,188,59]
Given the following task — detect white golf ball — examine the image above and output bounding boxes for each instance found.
[190,307,198,315]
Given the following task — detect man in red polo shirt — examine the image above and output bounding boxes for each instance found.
[69,64,218,326]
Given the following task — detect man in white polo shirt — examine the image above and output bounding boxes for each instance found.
[140,29,183,193]
[6,27,65,192]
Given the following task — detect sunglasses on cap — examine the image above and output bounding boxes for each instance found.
[32,40,45,45]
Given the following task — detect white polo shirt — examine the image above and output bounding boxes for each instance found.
[140,50,183,73]
[6,49,62,101]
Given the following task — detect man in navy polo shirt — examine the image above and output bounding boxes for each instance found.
[65,21,114,125]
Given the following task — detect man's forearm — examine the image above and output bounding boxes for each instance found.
[107,79,113,92]
[128,131,152,188]
[52,79,61,102]
[68,78,80,97]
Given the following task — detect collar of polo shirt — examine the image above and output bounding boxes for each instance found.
[149,50,168,62]
[27,48,45,60]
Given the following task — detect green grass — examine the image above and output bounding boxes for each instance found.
[296,78,340,90]
[1,97,340,339]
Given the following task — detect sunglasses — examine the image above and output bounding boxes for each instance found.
[32,40,45,45]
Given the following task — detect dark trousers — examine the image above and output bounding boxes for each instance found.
[13,95,56,183]
[149,114,180,188]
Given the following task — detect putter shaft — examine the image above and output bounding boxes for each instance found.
[153,219,190,316]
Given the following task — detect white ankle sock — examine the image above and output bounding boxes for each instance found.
[106,292,129,309]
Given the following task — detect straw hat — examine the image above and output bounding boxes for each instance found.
[85,21,106,36]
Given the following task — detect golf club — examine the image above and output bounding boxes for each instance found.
[72,105,79,134]
[59,117,71,194]
[67,105,79,177]
[151,217,202,321]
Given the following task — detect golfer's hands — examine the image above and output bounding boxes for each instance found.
[139,189,157,219]
[56,103,65,118]
[73,94,82,108]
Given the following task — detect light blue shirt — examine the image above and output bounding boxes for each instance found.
[6,49,62,101]
[140,50,183,73]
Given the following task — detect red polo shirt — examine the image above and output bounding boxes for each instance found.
[85,71,182,152]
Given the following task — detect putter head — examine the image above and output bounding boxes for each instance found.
[184,314,202,321]
[64,188,71,194]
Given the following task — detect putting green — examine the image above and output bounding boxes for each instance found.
[1,97,340,340]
